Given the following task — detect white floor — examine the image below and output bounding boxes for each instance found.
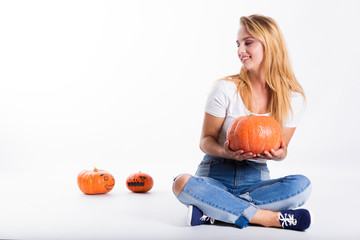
[1,167,359,240]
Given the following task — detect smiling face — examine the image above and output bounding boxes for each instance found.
[100,173,115,191]
[236,26,264,73]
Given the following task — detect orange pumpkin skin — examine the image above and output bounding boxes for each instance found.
[227,115,282,154]
[126,172,153,193]
[77,168,115,195]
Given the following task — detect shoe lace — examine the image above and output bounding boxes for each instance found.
[200,214,215,224]
[278,213,297,228]
[200,214,210,221]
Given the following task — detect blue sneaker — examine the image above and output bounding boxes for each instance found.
[278,209,311,231]
[187,205,215,226]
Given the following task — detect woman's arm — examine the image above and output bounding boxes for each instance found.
[200,113,256,161]
[199,113,225,157]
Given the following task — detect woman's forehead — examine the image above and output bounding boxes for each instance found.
[237,27,254,41]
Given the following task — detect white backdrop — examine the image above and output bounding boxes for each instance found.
[0,0,360,238]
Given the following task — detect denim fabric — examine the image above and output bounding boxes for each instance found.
[175,154,312,228]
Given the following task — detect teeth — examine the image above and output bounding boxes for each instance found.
[242,57,250,61]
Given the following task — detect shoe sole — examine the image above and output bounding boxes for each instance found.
[308,210,314,229]
[187,205,194,226]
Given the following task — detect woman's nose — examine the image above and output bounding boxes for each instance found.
[238,45,246,54]
[239,46,245,53]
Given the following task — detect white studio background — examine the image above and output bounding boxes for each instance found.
[1,0,360,185]
[0,1,360,238]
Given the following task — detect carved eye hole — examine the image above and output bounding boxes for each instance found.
[100,174,109,181]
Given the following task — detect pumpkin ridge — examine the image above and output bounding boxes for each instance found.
[233,118,241,150]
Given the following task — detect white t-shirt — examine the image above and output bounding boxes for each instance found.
[205,80,305,163]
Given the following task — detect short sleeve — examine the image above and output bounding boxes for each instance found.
[284,92,306,128]
[204,81,228,117]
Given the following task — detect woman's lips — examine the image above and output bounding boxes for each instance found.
[242,56,251,63]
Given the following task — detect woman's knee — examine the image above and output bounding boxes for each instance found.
[291,174,311,190]
[288,174,312,203]
[172,174,192,196]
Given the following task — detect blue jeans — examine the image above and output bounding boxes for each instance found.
[175,154,312,228]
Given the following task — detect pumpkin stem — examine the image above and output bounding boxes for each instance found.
[94,167,98,172]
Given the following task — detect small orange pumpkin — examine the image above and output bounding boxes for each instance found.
[77,167,115,194]
[126,172,153,193]
[227,115,282,154]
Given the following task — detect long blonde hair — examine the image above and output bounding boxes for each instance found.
[223,14,305,128]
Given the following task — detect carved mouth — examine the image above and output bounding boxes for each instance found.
[105,184,114,190]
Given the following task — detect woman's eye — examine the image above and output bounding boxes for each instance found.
[236,41,252,47]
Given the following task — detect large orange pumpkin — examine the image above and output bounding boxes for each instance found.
[226,115,282,154]
[77,168,115,194]
[126,172,153,193]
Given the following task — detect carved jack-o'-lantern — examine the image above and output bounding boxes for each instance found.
[77,167,115,194]
[126,172,153,193]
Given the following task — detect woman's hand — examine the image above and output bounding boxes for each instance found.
[255,140,287,161]
[223,140,258,161]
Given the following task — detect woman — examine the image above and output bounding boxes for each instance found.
[172,14,312,231]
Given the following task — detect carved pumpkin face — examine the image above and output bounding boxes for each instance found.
[126,172,153,193]
[227,115,282,154]
[77,168,115,194]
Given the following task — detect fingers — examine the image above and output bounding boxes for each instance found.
[224,140,232,151]
[263,151,274,158]
[224,140,244,154]
[279,140,286,149]
[270,149,278,155]
[255,150,277,160]
[230,150,254,161]
[235,151,257,160]
[229,147,284,161]
[260,149,282,160]
[223,141,261,161]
